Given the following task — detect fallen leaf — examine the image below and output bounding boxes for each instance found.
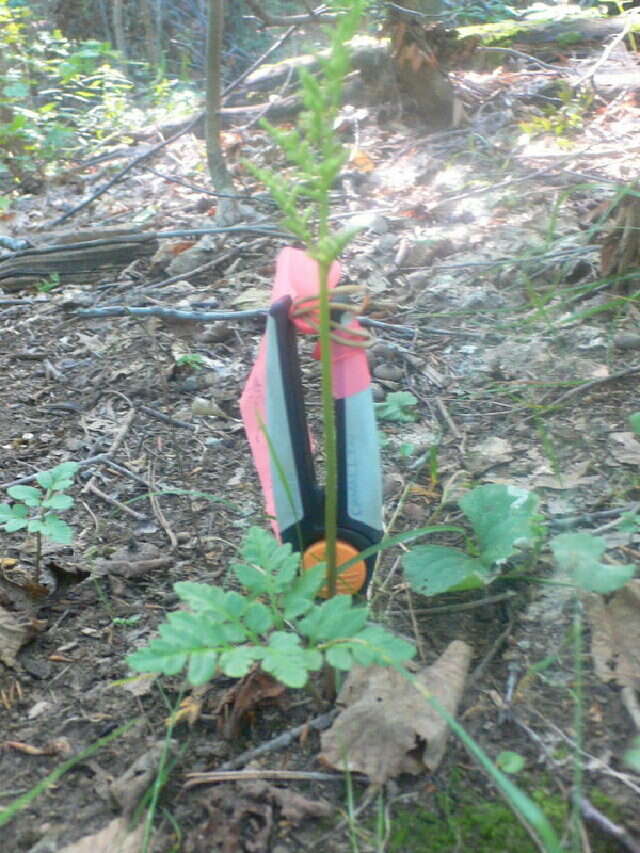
[59,818,146,853]
[242,779,333,822]
[609,432,640,466]
[465,436,514,473]
[585,580,640,689]
[320,641,473,784]
[110,740,176,815]
[216,669,286,739]
[0,605,32,667]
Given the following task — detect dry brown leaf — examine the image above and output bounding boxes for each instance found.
[586,580,640,689]
[59,818,146,853]
[216,669,286,739]
[320,640,472,784]
[110,740,176,815]
[465,436,514,473]
[0,605,32,667]
[608,432,640,466]
[241,780,333,822]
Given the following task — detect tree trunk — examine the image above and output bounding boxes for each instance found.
[112,0,128,59]
[205,0,240,224]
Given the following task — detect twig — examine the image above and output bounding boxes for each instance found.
[147,459,178,550]
[0,453,111,489]
[580,797,640,853]
[477,46,571,72]
[138,405,196,431]
[48,116,204,226]
[543,364,640,409]
[213,709,338,771]
[184,768,359,790]
[434,395,461,438]
[7,226,288,260]
[243,0,334,27]
[81,403,135,495]
[386,591,517,616]
[469,618,515,686]
[85,482,147,520]
[223,26,297,97]
[548,504,639,531]
[575,17,638,87]
[71,305,268,323]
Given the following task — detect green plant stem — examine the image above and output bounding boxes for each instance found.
[34,531,41,581]
[571,600,584,853]
[318,257,337,597]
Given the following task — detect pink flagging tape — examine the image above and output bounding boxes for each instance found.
[240,247,372,531]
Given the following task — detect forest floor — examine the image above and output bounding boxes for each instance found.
[1,31,640,853]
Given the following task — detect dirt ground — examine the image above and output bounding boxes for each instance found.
[1,35,640,853]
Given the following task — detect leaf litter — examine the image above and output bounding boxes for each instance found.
[1,13,640,850]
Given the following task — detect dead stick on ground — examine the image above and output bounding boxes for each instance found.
[537,364,640,412]
[85,482,147,520]
[48,117,203,226]
[184,768,363,789]
[148,459,178,549]
[207,710,339,772]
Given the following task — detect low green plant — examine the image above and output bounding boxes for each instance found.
[0,461,78,577]
[128,5,564,849]
[35,272,61,293]
[375,390,419,423]
[404,483,543,595]
[129,527,415,688]
[175,353,205,369]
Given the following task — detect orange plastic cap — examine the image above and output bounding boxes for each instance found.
[302,540,366,597]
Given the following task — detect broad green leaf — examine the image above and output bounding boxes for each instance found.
[375,391,418,423]
[0,502,29,525]
[496,751,526,774]
[2,517,29,532]
[258,632,322,688]
[41,493,74,511]
[233,561,269,595]
[7,485,42,507]
[629,412,640,436]
[550,533,635,593]
[220,645,261,678]
[234,527,299,593]
[40,515,74,544]
[128,641,188,676]
[325,643,355,670]
[298,595,367,643]
[187,649,218,685]
[286,563,327,603]
[403,545,489,596]
[175,581,229,613]
[36,462,79,491]
[354,625,416,667]
[174,583,247,624]
[460,484,540,565]
[243,601,273,634]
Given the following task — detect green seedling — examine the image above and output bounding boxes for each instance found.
[36,272,61,293]
[128,526,415,689]
[403,484,542,596]
[375,391,419,423]
[496,751,526,775]
[175,353,205,369]
[0,461,78,578]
